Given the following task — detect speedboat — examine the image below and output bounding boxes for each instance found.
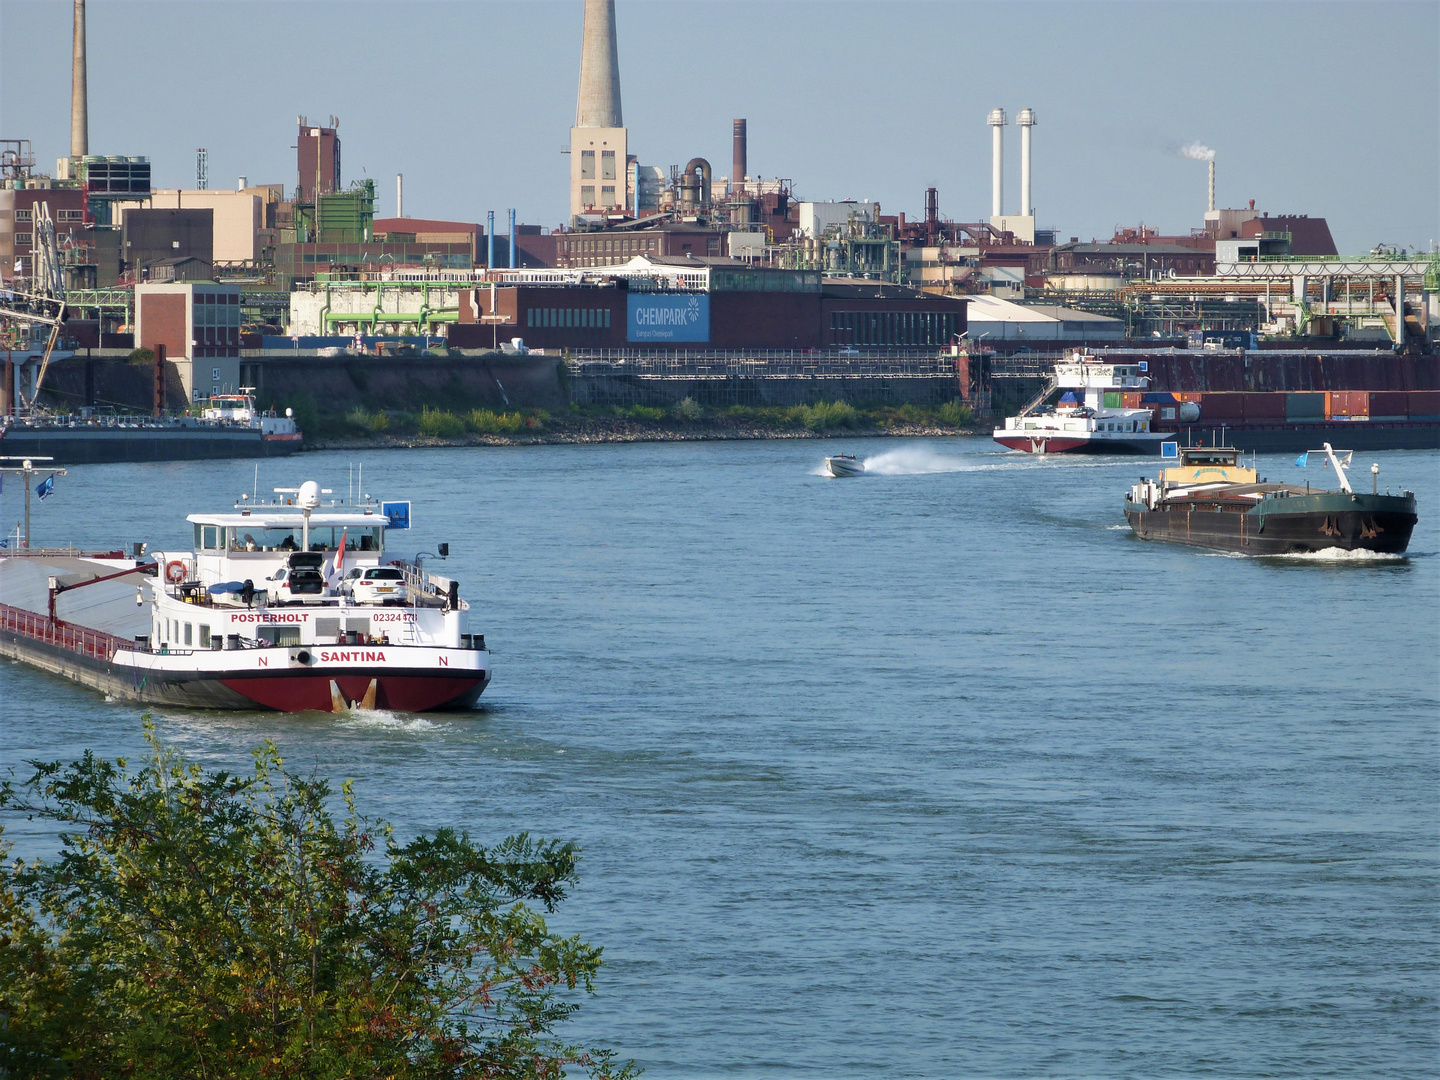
[825,454,864,478]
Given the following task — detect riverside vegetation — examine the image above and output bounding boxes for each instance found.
[287,393,977,447]
[0,723,636,1080]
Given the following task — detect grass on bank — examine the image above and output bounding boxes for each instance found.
[287,393,975,442]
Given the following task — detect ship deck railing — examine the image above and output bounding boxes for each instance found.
[1,601,131,663]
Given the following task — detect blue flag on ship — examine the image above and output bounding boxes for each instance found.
[1294,452,1308,468]
[35,474,54,500]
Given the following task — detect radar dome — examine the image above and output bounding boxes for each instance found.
[298,480,321,509]
[1178,401,1201,423]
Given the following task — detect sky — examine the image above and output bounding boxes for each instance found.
[2,0,1436,254]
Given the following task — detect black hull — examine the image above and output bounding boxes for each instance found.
[0,428,301,465]
[1124,504,1417,555]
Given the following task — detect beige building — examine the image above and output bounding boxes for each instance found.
[147,190,261,264]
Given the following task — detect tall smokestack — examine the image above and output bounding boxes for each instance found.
[1016,108,1035,216]
[987,109,1006,218]
[1208,159,1215,213]
[397,173,404,218]
[70,0,88,158]
[732,119,747,194]
[576,0,622,128]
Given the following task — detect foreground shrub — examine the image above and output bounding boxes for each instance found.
[625,405,666,421]
[0,724,635,1079]
[674,397,703,421]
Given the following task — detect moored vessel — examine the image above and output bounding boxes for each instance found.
[0,392,302,465]
[994,352,1174,454]
[1124,442,1417,555]
[0,480,488,712]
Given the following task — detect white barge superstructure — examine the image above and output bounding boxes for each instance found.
[0,481,489,712]
[993,352,1173,454]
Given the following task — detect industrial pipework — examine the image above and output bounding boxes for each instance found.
[680,158,712,212]
[1016,108,1035,216]
[987,109,1006,217]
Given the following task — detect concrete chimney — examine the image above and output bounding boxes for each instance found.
[1208,159,1215,214]
[576,0,622,128]
[732,119,747,194]
[987,108,1006,218]
[1016,108,1035,216]
[397,173,404,218]
[70,0,88,158]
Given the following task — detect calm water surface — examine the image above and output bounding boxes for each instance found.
[3,438,1437,1077]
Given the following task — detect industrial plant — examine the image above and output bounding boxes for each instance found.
[1,0,1436,428]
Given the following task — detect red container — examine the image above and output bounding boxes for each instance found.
[1242,393,1287,420]
[1198,392,1245,420]
[1406,390,1440,419]
[1368,391,1408,417]
[1328,391,1369,418]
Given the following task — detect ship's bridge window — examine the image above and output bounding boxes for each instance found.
[194,524,224,550]
[233,527,301,552]
[306,526,382,553]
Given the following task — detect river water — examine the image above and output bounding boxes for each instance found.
[2,437,1437,1077]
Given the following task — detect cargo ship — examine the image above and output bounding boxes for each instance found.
[994,353,1174,454]
[0,481,489,712]
[1124,442,1418,555]
[0,393,302,464]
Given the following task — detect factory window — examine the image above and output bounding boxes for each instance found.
[580,185,594,207]
[526,309,534,327]
[601,150,616,181]
[58,209,84,221]
[605,308,611,328]
[14,232,31,247]
[601,186,616,207]
[14,210,32,222]
[581,150,595,180]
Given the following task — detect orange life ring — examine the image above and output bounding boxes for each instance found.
[165,560,187,584]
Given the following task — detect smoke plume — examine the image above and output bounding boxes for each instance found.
[1180,142,1215,162]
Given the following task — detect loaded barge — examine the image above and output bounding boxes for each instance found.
[1124,443,1418,555]
[0,481,488,712]
[0,393,302,464]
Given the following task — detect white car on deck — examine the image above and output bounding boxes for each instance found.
[342,565,409,605]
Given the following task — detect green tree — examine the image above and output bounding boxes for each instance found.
[0,724,636,1079]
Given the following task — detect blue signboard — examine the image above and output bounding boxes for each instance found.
[1161,442,1179,459]
[381,501,411,530]
[627,293,710,343]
